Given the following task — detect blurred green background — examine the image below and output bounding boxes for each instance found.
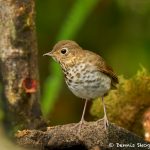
[35,0,150,125]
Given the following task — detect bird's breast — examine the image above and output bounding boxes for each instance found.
[63,63,111,99]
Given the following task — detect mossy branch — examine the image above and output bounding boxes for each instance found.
[16,119,149,150]
[90,67,150,137]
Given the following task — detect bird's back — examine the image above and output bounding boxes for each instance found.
[80,49,118,89]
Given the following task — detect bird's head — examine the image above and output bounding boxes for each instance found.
[43,40,81,64]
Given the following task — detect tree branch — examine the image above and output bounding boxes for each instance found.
[16,120,149,150]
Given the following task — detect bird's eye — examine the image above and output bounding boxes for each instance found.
[60,48,68,54]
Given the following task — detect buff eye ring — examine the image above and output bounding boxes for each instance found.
[60,48,68,54]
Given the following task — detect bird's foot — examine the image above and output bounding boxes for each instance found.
[71,119,86,134]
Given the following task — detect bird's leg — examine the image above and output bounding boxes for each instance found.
[71,99,88,133]
[80,99,88,122]
[101,96,109,130]
[77,99,88,132]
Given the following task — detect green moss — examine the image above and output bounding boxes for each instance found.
[90,67,150,136]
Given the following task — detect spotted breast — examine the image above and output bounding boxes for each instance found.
[64,62,111,100]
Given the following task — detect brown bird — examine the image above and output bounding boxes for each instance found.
[44,40,118,131]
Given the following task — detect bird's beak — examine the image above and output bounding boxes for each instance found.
[43,52,52,56]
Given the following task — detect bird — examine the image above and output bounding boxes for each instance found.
[44,40,118,132]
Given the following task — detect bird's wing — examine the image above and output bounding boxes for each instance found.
[84,50,119,88]
[98,62,119,88]
[96,56,118,88]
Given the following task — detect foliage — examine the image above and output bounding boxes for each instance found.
[90,67,150,136]
[57,0,100,40]
[41,63,62,116]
